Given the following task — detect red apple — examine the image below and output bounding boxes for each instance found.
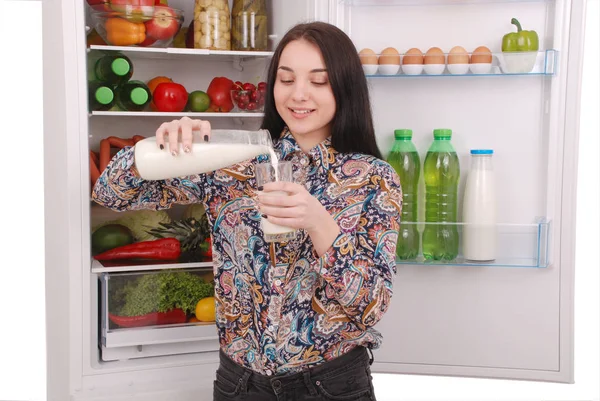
[138,35,157,47]
[145,7,180,40]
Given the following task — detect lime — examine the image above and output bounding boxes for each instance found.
[187,90,211,112]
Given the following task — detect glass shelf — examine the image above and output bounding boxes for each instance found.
[341,0,552,6]
[90,111,265,118]
[91,259,213,273]
[362,50,557,77]
[395,218,550,268]
[88,45,273,61]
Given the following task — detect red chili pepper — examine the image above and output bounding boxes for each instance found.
[94,238,181,261]
[109,308,187,328]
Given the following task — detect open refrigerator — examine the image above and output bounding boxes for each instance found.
[42,0,587,400]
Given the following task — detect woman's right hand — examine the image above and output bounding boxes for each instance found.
[155,117,212,156]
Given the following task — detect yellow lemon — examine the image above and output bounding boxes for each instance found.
[195,297,216,322]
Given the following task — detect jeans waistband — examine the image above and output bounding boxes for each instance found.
[218,346,371,387]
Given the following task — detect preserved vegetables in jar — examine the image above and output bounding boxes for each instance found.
[231,0,268,51]
[194,0,231,50]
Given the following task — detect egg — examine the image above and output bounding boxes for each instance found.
[358,48,378,65]
[448,46,470,64]
[424,47,445,65]
[471,46,493,64]
[378,47,401,65]
[402,48,424,65]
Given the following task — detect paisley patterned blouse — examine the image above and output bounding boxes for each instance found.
[92,128,403,375]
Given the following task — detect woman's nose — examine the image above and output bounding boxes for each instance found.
[291,82,309,102]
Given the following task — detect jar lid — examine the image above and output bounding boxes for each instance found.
[470,149,494,155]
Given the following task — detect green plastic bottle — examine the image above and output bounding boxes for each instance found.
[387,129,421,260]
[115,81,152,112]
[88,82,115,112]
[422,129,460,261]
[94,53,134,86]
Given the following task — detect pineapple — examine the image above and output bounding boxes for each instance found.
[147,215,211,262]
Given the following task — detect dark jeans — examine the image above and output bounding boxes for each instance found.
[213,346,376,401]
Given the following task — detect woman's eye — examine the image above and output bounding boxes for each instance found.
[279,79,294,84]
[312,81,328,86]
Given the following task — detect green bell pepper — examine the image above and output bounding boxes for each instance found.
[502,18,539,52]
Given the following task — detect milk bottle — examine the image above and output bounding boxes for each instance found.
[134,129,275,180]
[462,149,497,261]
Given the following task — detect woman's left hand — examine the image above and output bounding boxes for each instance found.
[257,181,328,233]
[257,182,341,257]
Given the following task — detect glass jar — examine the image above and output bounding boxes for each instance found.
[231,0,268,51]
[193,0,231,50]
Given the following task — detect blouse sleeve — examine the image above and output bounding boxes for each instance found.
[311,162,403,329]
[91,146,209,211]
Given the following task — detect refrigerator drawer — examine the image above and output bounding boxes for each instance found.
[99,268,218,361]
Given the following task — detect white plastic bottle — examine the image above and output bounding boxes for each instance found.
[134,129,275,180]
[462,149,497,261]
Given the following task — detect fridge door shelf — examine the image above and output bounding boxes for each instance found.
[363,50,558,77]
[396,218,551,268]
[88,45,274,62]
[100,268,217,361]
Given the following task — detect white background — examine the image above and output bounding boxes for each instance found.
[0,0,597,400]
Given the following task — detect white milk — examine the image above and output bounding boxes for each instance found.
[260,190,296,242]
[462,150,497,261]
[134,134,271,180]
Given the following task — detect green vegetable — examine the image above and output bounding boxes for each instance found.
[182,203,206,220]
[116,271,214,316]
[96,210,172,242]
[91,224,134,255]
[502,18,539,52]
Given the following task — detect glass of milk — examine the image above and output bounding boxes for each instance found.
[255,161,297,243]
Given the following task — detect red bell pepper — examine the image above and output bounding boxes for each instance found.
[94,238,181,261]
[153,82,189,112]
[206,77,234,112]
[201,237,212,259]
[109,308,187,328]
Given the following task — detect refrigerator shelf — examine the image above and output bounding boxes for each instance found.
[395,219,550,268]
[91,259,213,273]
[341,0,552,6]
[88,45,274,61]
[363,50,558,77]
[90,111,265,118]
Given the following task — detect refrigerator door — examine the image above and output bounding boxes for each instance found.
[330,0,585,383]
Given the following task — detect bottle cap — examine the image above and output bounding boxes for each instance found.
[95,86,114,105]
[111,58,131,76]
[433,129,452,139]
[131,87,149,105]
[394,129,413,139]
[471,149,494,155]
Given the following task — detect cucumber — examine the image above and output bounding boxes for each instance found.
[91,224,134,255]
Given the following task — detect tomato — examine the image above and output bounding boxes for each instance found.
[206,77,234,112]
[152,82,188,112]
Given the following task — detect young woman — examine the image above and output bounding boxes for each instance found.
[93,21,402,401]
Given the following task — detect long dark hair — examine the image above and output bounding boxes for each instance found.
[260,22,381,159]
